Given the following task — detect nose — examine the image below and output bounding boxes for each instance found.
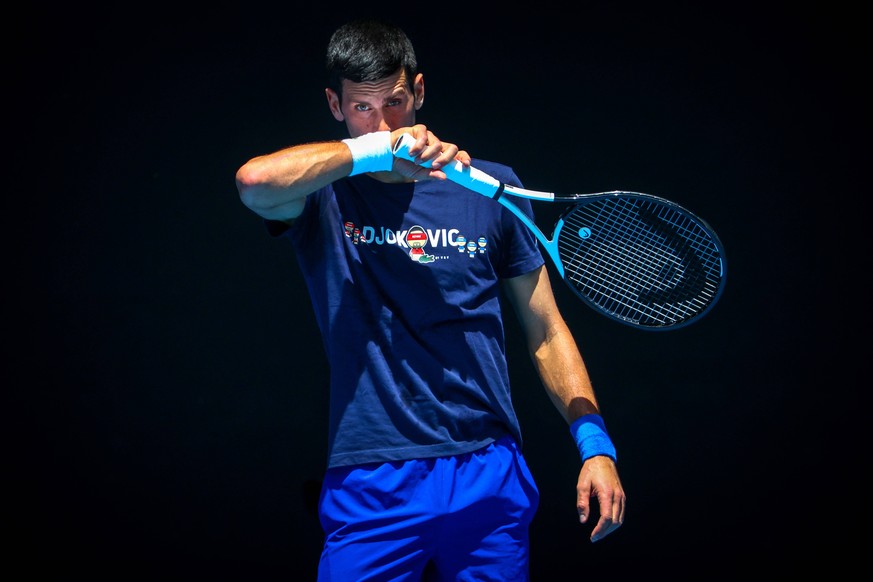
[375,116,391,132]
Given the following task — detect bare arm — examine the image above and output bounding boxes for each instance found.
[503,266,626,542]
[235,141,353,222]
[504,266,599,421]
[235,125,470,223]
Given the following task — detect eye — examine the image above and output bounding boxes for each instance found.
[386,99,402,107]
[354,104,371,112]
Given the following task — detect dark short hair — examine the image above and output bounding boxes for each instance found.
[326,19,417,99]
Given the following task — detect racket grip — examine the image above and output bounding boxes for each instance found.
[392,133,501,197]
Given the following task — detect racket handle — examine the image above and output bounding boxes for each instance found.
[392,133,501,197]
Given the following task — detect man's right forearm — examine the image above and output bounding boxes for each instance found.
[235,141,353,221]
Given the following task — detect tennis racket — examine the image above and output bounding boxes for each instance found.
[392,133,726,330]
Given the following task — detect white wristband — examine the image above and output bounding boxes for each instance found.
[342,131,394,175]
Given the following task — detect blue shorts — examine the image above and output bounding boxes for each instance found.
[317,436,540,581]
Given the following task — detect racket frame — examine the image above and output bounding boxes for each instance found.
[392,133,726,330]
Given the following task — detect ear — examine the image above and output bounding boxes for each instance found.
[413,73,425,110]
[325,88,344,121]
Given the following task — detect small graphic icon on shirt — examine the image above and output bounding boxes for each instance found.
[406,225,435,263]
[344,221,366,244]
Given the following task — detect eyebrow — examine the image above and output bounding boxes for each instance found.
[349,90,406,106]
[383,88,407,102]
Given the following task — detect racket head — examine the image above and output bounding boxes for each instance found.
[553,191,726,330]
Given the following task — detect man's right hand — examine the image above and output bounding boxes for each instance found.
[390,125,471,181]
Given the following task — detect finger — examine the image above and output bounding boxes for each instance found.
[408,125,429,157]
[590,514,615,543]
[431,144,458,170]
[577,502,590,524]
[590,492,624,543]
[455,149,472,167]
[419,132,443,161]
[576,485,591,524]
[589,492,614,542]
[615,492,626,525]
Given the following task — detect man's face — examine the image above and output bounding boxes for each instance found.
[326,68,423,137]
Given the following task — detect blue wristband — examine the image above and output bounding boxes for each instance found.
[570,414,617,463]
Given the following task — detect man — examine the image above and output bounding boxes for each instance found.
[236,18,625,580]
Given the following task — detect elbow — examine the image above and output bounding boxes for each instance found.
[235,162,258,194]
[236,158,267,189]
[235,156,307,221]
[235,163,268,211]
[235,163,303,221]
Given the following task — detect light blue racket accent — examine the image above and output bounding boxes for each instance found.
[393,133,554,200]
[392,132,565,276]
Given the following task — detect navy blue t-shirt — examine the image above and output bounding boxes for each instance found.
[271,160,545,468]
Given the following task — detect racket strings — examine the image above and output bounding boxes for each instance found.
[557,197,723,327]
[577,216,720,324]
[578,203,720,324]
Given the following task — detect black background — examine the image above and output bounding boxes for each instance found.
[11,3,866,579]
